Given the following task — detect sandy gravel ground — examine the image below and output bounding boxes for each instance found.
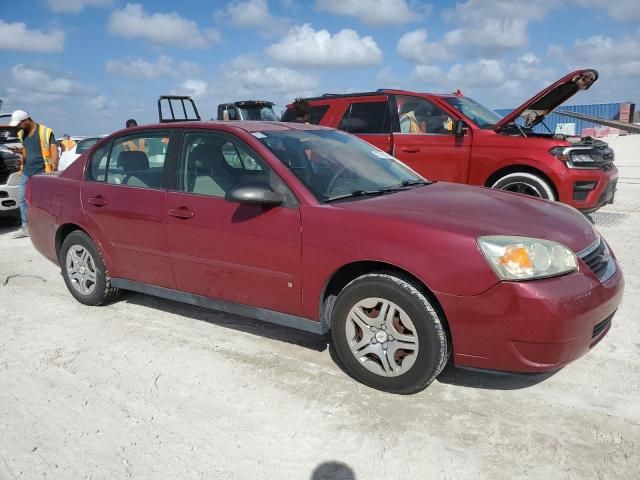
[1,136,639,480]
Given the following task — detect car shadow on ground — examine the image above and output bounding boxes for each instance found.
[120,291,330,353]
[436,363,559,390]
[0,216,21,234]
[121,291,559,390]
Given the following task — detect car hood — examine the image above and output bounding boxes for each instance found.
[494,69,598,130]
[335,182,596,254]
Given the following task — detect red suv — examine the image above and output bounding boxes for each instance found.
[283,69,617,213]
[26,120,623,393]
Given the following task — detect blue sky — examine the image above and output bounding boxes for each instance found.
[1,0,638,136]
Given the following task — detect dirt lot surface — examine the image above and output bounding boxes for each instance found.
[1,136,639,480]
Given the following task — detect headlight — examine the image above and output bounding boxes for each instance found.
[571,153,596,163]
[478,236,577,281]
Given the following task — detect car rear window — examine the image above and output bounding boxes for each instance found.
[338,101,390,134]
[281,105,329,124]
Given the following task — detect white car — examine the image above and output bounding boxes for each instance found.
[59,137,104,171]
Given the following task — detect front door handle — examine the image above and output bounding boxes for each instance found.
[399,147,420,153]
[88,196,107,207]
[168,208,195,219]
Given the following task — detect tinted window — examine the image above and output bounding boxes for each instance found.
[395,95,455,135]
[281,105,329,124]
[180,133,273,198]
[338,101,390,134]
[105,133,169,188]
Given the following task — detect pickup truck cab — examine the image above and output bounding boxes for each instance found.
[283,69,617,213]
[217,100,279,121]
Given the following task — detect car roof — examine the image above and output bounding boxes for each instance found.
[116,121,333,136]
[299,90,459,103]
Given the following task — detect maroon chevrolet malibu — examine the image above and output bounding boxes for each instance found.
[25,121,624,394]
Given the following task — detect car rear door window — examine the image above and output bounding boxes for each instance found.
[338,101,390,134]
[281,104,329,124]
[105,133,169,188]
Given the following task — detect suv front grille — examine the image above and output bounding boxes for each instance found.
[578,237,616,282]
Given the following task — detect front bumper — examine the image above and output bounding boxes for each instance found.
[558,165,617,213]
[0,172,20,215]
[438,255,624,373]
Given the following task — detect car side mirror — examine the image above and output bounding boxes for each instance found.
[222,109,230,121]
[225,182,284,206]
[454,120,468,137]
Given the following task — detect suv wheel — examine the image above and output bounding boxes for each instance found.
[60,230,121,306]
[491,172,556,200]
[331,273,448,394]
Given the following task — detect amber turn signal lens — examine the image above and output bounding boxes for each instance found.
[499,245,533,269]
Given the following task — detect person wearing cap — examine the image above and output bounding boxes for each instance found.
[60,134,76,152]
[9,110,59,238]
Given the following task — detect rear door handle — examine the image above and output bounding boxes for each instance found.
[88,196,107,207]
[399,147,420,153]
[168,208,194,219]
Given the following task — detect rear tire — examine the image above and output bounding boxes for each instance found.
[60,230,121,306]
[331,273,448,394]
[491,172,556,200]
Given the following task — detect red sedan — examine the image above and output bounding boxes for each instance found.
[25,121,624,393]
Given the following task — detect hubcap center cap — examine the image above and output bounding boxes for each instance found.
[375,330,388,343]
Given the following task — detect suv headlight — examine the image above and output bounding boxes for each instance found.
[478,236,577,281]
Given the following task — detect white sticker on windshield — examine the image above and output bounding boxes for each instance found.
[252,132,267,139]
[371,150,394,159]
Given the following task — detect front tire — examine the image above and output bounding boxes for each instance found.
[331,274,448,394]
[60,230,120,306]
[491,172,556,200]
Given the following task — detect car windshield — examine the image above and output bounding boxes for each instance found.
[257,129,427,202]
[443,96,503,128]
[240,106,279,121]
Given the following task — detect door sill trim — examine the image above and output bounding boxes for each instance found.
[110,278,327,335]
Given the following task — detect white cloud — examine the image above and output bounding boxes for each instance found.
[447,59,505,88]
[413,65,445,83]
[222,0,289,36]
[106,56,205,80]
[571,35,640,75]
[0,20,65,52]
[3,65,96,107]
[106,56,174,79]
[508,53,555,81]
[315,0,428,25]
[179,79,208,99]
[88,95,109,110]
[397,29,450,64]
[442,0,556,52]
[46,0,111,13]
[576,0,640,22]
[267,24,382,67]
[108,3,211,48]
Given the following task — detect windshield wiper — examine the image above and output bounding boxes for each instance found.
[324,180,431,203]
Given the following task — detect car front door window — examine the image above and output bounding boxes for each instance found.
[396,96,454,135]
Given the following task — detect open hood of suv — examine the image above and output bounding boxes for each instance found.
[494,69,598,130]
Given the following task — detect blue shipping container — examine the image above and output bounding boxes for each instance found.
[494,103,623,136]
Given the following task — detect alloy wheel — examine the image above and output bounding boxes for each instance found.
[65,244,98,296]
